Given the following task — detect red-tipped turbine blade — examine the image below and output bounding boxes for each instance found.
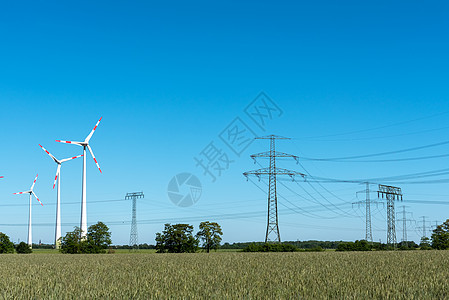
[30,174,38,190]
[53,165,61,189]
[55,140,74,144]
[87,145,102,173]
[13,191,27,195]
[32,191,43,206]
[85,117,102,142]
[39,144,58,162]
[60,154,83,163]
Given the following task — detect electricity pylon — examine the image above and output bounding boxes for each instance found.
[126,192,144,250]
[378,184,402,249]
[243,135,305,243]
[417,216,429,240]
[396,205,412,243]
[353,182,379,243]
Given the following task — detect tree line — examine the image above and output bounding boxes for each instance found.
[0,233,32,254]
[0,220,223,254]
[3,219,449,254]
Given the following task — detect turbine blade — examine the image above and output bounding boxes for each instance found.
[39,144,58,162]
[85,117,102,142]
[87,145,102,173]
[55,140,83,146]
[60,154,83,163]
[32,191,43,206]
[13,191,29,195]
[53,165,61,189]
[30,174,38,190]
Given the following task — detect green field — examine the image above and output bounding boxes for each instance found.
[1,251,448,299]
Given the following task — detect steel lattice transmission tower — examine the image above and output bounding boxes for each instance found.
[396,205,412,243]
[126,192,144,249]
[353,182,378,242]
[243,135,305,243]
[378,184,402,249]
[365,183,372,242]
[418,216,429,239]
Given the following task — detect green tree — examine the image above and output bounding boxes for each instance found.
[86,222,112,253]
[0,232,14,254]
[16,242,32,254]
[196,221,223,253]
[432,219,449,250]
[156,223,198,253]
[60,227,86,254]
[419,236,432,250]
[60,222,111,254]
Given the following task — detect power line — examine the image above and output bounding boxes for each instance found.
[288,167,449,185]
[0,197,135,207]
[297,125,449,142]
[301,140,449,162]
[249,177,338,219]
[253,160,341,215]
[252,158,355,218]
[295,110,449,140]
[302,153,449,163]
[0,203,359,228]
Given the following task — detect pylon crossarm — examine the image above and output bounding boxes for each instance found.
[255,135,290,140]
[251,151,299,159]
[243,167,305,177]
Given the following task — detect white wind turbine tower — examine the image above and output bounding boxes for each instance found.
[56,117,102,238]
[39,144,83,248]
[13,174,43,248]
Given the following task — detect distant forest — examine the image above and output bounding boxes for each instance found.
[220,241,342,249]
[30,240,420,250]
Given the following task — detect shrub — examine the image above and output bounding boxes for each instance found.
[243,243,298,252]
[336,240,372,252]
[0,232,14,254]
[16,242,32,254]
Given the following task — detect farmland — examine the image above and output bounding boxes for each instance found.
[0,251,448,299]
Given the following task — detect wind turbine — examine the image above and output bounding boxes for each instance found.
[39,144,83,249]
[13,174,43,248]
[56,117,102,237]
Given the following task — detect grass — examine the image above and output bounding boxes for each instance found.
[1,251,448,299]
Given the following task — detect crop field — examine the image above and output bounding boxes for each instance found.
[1,251,448,299]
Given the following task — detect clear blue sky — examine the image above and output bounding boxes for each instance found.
[0,1,448,245]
